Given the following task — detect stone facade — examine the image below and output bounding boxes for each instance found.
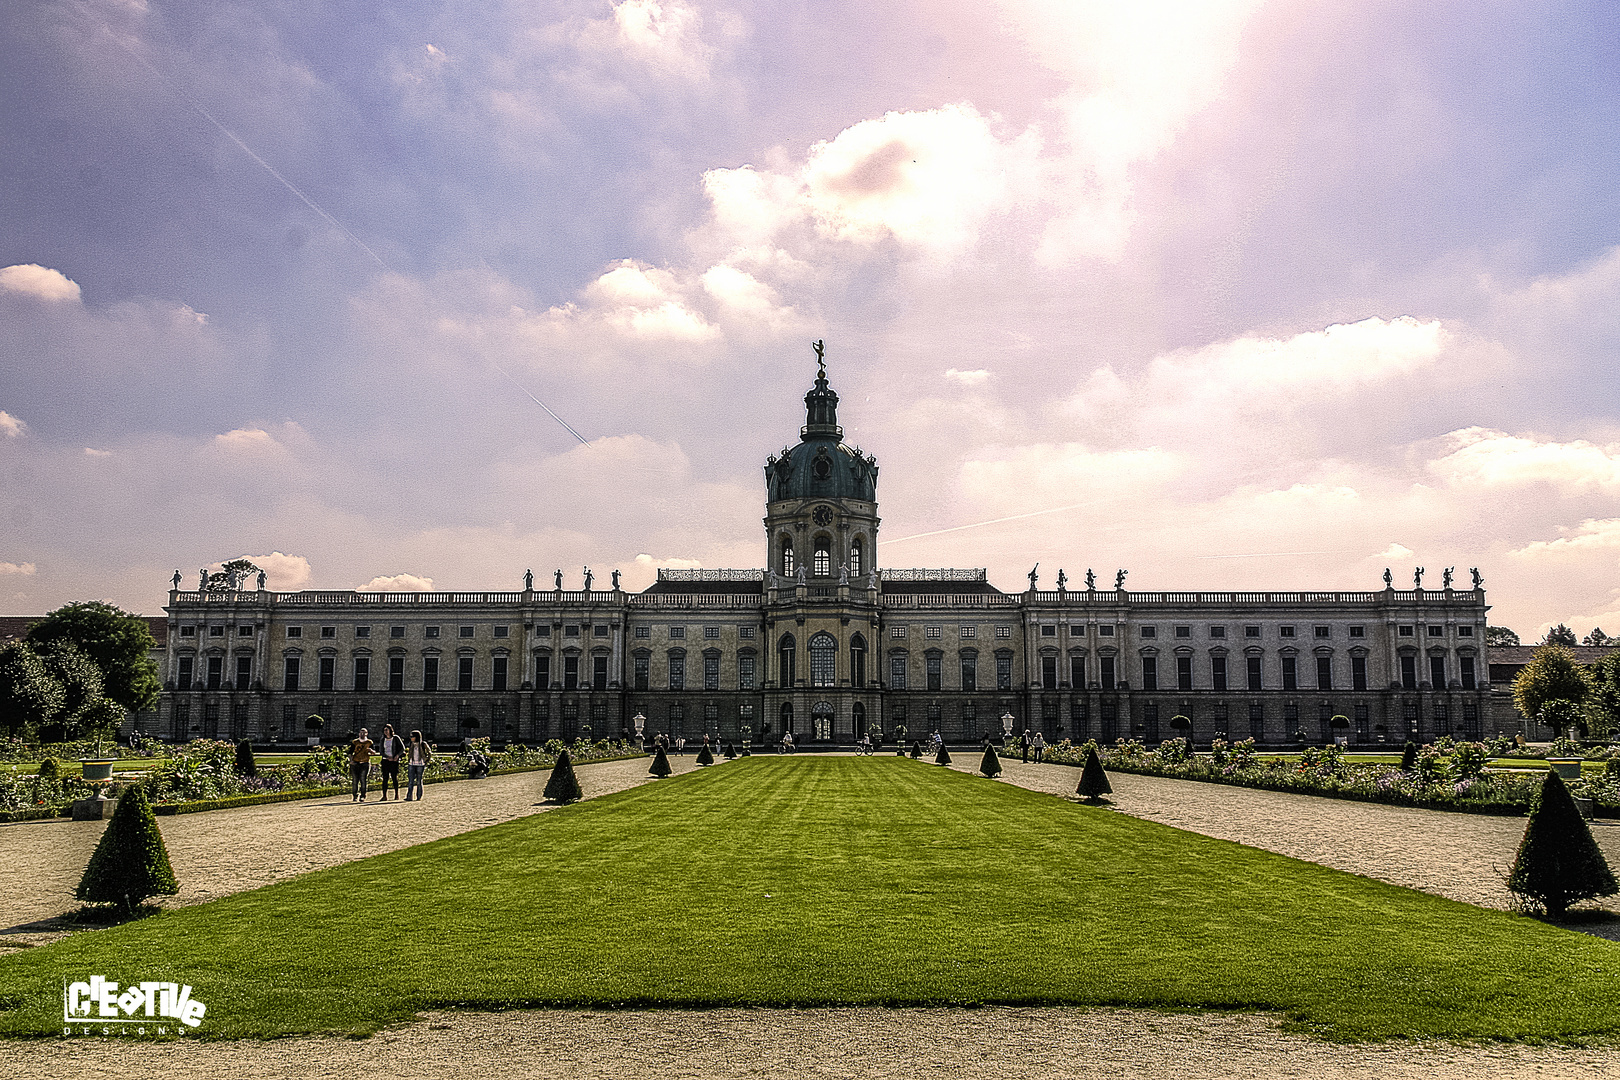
[155,365,1494,747]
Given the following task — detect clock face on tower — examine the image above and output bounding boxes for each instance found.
[812,505,834,526]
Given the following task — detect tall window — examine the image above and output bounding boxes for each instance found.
[813,537,832,577]
[1400,654,1417,690]
[704,653,720,690]
[458,656,474,691]
[594,654,609,690]
[780,538,795,576]
[204,655,223,690]
[889,653,907,689]
[353,657,370,692]
[668,652,685,690]
[389,656,404,692]
[810,633,837,686]
[319,656,335,692]
[850,635,867,687]
[1140,656,1157,691]
[177,655,195,689]
[493,656,508,692]
[960,651,977,691]
[282,656,299,692]
[1351,655,1367,691]
[1246,656,1262,691]
[1041,655,1057,690]
[850,538,863,576]
[1249,701,1265,740]
[1316,656,1332,691]
[534,654,550,689]
[633,654,649,691]
[738,654,756,690]
[778,634,796,686]
[1460,655,1476,690]
[997,653,1013,690]
[1070,654,1085,688]
[235,655,252,690]
[1177,655,1192,691]
[564,654,580,690]
[926,654,942,691]
[423,656,439,692]
[1100,655,1115,690]
[1430,655,1446,689]
[1211,655,1227,691]
[1281,655,1297,691]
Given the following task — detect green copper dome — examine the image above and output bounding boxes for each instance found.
[764,354,878,503]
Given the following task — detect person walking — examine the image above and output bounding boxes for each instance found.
[1033,731,1046,763]
[676,736,686,756]
[404,730,431,801]
[1020,728,1031,764]
[377,724,404,801]
[350,728,374,802]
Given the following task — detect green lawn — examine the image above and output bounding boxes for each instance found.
[2,757,1618,1041]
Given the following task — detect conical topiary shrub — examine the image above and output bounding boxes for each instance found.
[934,744,951,766]
[724,742,736,759]
[543,748,582,803]
[979,745,1002,778]
[1400,740,1418,772]
[1508,769,1618,917]
[910,741,923,759]
[1077,744,1112,802]
[76,785,178,910]
[234,738,257,777]
[649,746,672,777]
[695,743,715,766]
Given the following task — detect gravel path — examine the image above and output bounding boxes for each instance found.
[0,754,702,945]
[943,755,1620,929]
[10,1006,1620,1079]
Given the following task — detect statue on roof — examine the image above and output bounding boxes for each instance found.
[1027,564,1038,590]
[257,569,266,591]
[199,568,208,591]
[554,568,563,590]
[813,338,825,375]
[1471,567,1483,589]
[612,568,621,590]
[1085,568,1095,591]
[1442,566,1453,590]
[172,569,182,590]
[1414,566,1424,590]
[583,566,593,592]
[1056,569,1067,591]
[839,562,849,586]
[524,568,533,591]
[1383,567,1393,588]
[1115,568,1127,590]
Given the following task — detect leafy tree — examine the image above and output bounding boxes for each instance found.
[648,745,672,777]
[26,601,159,713]
[1584,650,1620,741]
[1400,741,1418,772]
[234,738,258,777]
[77,697,126,754]
[76,785,179,910]
[35,640,103,722]
[543,749,582,802]
[1485,626,1521,647]
[1514,645,1593,735]
[1543,623,1579,647]
[1077,744,1112,801]
[979,745,1002,778]
[1583,627,1615,647]
[0,641,64,738]
[1507,770,1617,917]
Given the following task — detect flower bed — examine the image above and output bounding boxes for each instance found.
[1040,736,1620,817]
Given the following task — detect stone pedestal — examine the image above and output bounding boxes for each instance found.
[71,796,115,821]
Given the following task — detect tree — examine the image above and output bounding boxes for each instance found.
[1507,770,1617,918]
[695,743,715,766]
[26,601,159,714]
[1583,628,1615,647]
[76,785,179,910]
[934,744,952,766]
[1543,623,1579,647]
[35,640,103,724]
[649,745,672,777]
[543,749,582,802]
[979,745,1002,778]
[0,641,65,738]
[1400,741,1418,772]
[723,742,736,759]
[1584,650,1620,741]
[1513,645,1593,735]
[1485,626,1521,647]
[234,738,258,777]
[1077,744,1112,801]
[910,741,923,759]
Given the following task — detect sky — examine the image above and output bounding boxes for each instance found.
[3,0,1620,642]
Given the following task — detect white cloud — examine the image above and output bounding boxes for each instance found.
[699,263,799,328]
[1378,543,1414,560]
[230,552,313,591]
[83,447,112,457]
[0,562,37,577]
[0,411,25,437]
[213,428,282,452]
[634,553,704,571]
[358,573,435,592]
[961,442,1182,513]
[611,0,710,78]
[1430,428,1620,493]
[573,260,720,341]
[0,263,82,303]
[945,368,991,386]
[1510,519,1620,559]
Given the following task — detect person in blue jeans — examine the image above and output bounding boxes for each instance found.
[405,730,432,801]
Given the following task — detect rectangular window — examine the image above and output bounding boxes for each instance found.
[390,625,405,639]
[458,656,474,691]
[321,626,336,639]
[535,625,551,637]
[238,624,254,637]
[852,644,866,687]
[423,656,439,692]
[236,655,252,690]
[203,655,221,690]
[494,625,509,639]
[739,626,755,640]
[1399,625,1415,637]
[961,657,977,691]
[667,654,683,690]
[1070,625,1086,636]
[926,655,942,690]
[960,625,976,639]
[1098,625,1115,637]
[633,655,650,691]
[1209,626,1226,639]
[319,656,335,692]
[1400,654,1417,690]
[995,625,1012,639]
[1316,655,1332,690]
[389,656,404,692]
[353,657,370,692]
[739,655,756,690]
[209,626,225,638]
[1211,655,1227,691]
[1140,626,1156,639]
[459,626,475,639]
[1174,626,1191,638]
[533,655,549,689]
[1244,626,1260,638]
[630,625,648,639]
[1430,655,1446,688]
[997,654,1013,690]
[1428,625,1444,637]
[1247,656,1262,691]
[1249,701,1264,740]
[704,626,721,640]
[891,625,907,639]
[593,625,609,638]
[1281,655,1297,690]
[355,626,371,639]
[1042,655,1058,690]
[704,654,719,690]
[926,626,942,639]
[1458,625,1474,638]
[1461,656,1476,690]
[286,626,302,639]
[424,625,440,639]
[493,656,508,692]
[890,654,907,689]
[1314,626,1330,638]
[1279,626,1295,638]
[1177,655,1192,691]
[1070,654,1085,688]
[1100,656,1116,690]
[565,654,580,690]
[595,654,610,690]
[1351,655,1368,691]
[566,625,582,638]
[1041,625,1058,637]
[180,625,196,638]
[1141,656,1157,691]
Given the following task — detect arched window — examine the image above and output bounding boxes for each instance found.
[849,633,867,687]
[853,701,866,737]
[779,701,794,734]
[778,633,797,687]
[780,537,795,576]
[813,536,832,577]
[810,632,837,687]
[849,538,863,576]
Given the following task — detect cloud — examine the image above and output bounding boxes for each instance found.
[1378,543,1414,560]
[82,447,112,457]
[213,428,283,452]
[0,411,25,437]
[1430,428,1620,493]
[945,368,991,386]
[227,552,313,591]
[634,553,704,571]
[358,572,435,592]
[575,260,720,341]
[0,264,82,303]
[961,442,1183,513]
[611,0,710,78]
[1510,519,1620,559]
[0,562,37,577]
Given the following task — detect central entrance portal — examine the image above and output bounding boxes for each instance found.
[813,700,833,741]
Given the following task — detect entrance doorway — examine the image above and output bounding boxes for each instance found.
[813,701,833,741]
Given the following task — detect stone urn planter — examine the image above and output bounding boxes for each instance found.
[78,759,117,782]
[1548,758,1584,780]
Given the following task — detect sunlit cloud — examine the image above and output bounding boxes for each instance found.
[0,263,82,303]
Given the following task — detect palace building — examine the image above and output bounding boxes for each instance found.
[155,358,1496,747]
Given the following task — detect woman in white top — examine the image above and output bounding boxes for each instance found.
[405,730,432,801]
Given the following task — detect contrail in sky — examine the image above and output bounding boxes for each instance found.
[83,6,590,447]
[884,503,1090,545]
